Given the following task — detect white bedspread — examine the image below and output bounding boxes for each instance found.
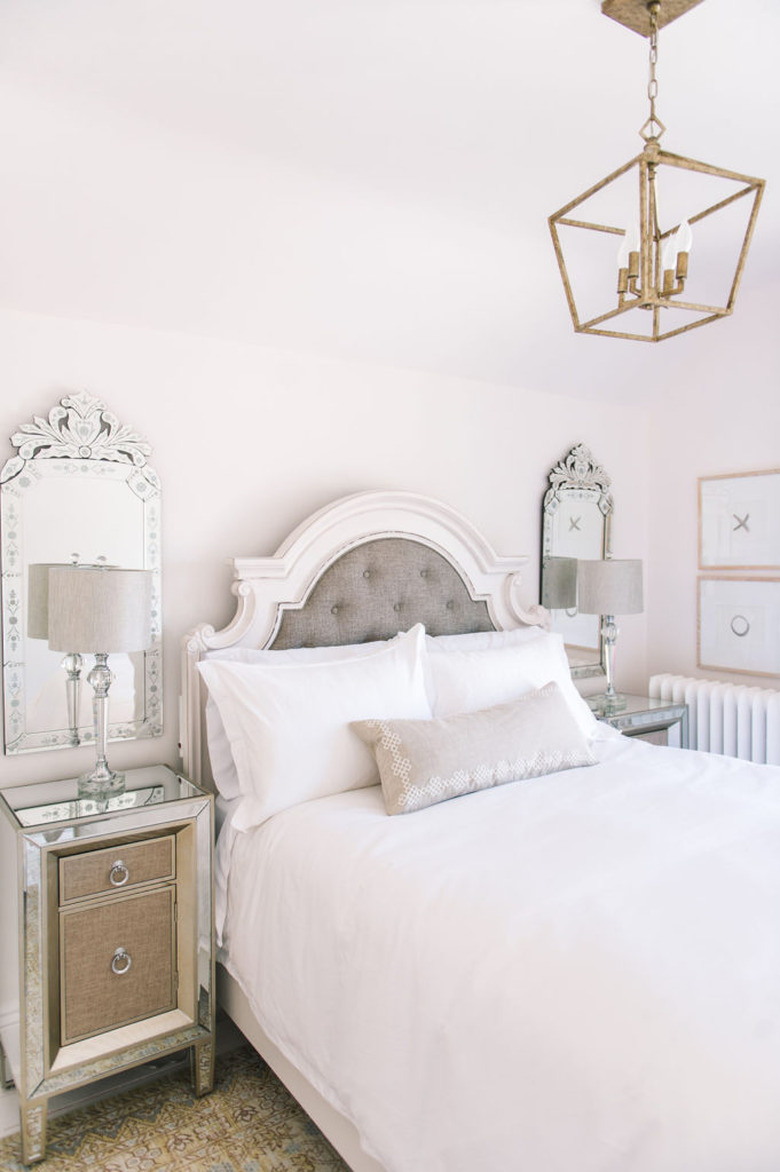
[219,733,780,1172]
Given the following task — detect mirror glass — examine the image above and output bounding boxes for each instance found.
[1,393,162,754]
[541,443,612,678]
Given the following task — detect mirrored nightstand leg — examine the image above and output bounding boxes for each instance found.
[21,1100,47,1165]
[191,1038,214,1096]
[0,1039,14,1090]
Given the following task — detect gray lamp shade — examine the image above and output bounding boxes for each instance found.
[577,558,643,616]
[541,557,578,610]
[47,566,153,654]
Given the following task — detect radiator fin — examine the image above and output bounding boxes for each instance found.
[649,675,780,765]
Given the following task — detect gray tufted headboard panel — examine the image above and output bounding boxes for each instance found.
[271,538,495,649]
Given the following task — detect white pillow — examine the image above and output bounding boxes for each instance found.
[426,628,598,738]
[204,639,388,666]
[203,637,389,799]
[426,626,547,653]
[198,625,431,831]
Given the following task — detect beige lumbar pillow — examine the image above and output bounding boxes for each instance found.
[352,680,596,816]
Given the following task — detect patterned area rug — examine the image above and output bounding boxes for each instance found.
[0,1045,350,1171]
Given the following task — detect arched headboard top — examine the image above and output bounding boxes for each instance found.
[181,490,548,783]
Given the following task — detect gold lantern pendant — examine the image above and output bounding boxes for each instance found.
[549,0,765,342]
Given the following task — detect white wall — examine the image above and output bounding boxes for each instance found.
[646,285,780,690]
[0,307,649,790]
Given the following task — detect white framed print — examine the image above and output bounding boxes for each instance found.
[698,577,780,677]
[699,469,780,569]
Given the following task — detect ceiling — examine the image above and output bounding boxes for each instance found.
[0,0,777,402]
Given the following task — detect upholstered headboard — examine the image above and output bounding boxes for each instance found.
[271,538,493,648]
[181,490,548,786]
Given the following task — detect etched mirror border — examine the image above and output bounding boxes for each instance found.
[541,442,613,679]
[1,393,162,754]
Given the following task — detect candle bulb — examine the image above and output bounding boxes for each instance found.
[675,220,692,281]
[616,233,629,293]
[618,223,640,282]
[662,235,677,294]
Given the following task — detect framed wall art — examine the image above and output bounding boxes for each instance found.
[698,576,780,677]
[699,469,780,570]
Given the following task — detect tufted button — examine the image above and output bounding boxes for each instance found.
[393,602,402,613]
[331,605,340,616]
[420,568,428,579]
[446,600,455,610]
[363,569,371,579]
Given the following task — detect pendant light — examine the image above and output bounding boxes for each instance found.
[548,0,765,342]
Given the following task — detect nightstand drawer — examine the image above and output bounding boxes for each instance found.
[59,886,176,1044]
[59,834,176,904]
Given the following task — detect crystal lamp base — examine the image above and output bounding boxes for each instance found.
[587,692,629,716]
[77,768,126,799]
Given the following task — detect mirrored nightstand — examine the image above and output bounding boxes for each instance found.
[0,764,214,1164]
[593,694,689,748]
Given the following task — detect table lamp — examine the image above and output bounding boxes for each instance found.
[577,558,643,714]
[47,565,153,796]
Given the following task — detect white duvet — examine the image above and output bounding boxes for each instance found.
[219,731,780,1172]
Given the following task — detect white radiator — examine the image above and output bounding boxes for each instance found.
[649,674,780,765]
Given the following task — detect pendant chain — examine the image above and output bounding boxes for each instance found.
[644,1,664,140]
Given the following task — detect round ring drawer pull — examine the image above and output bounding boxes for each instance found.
[111,947,132,976]
[109,860,129,887]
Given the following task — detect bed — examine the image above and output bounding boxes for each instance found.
[180,490,780,1172]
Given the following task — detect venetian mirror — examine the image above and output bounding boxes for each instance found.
[541,443,613,678]
[1,393,162,754]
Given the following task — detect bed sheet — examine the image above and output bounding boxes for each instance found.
[218,733,780,1172]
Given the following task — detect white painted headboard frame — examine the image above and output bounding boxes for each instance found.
[180,490,548,785]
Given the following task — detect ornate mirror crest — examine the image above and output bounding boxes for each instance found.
[1,392,162,754]
[542,443,614,522]
[541,442,613,678]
